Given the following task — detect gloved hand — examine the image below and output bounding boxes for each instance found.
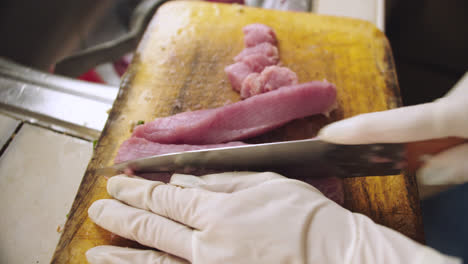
[319,73,468,190]
[86,172,459,264]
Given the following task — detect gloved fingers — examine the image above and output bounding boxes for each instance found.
[86,245,188,264]
[106,174,165,205]
[170,171,286,192]
[318,99,468,144]
[444,72,468,99]
[107,175,216,229]
[417,143,468,185]
[88,199,193,262]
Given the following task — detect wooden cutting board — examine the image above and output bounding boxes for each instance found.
[52,2,423,263]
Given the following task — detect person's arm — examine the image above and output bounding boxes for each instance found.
[85,172,460,264]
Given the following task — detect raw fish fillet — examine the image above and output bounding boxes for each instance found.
[243,23,277,47]
[224,62,253,91]
[241,66,298,98]
[115,138,245,164]
[234,42,279,64]
[132,81,337,144]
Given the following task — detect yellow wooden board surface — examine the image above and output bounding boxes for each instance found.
[52,2,423,263]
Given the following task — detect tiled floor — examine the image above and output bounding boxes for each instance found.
[0,115,20,149]
[0,120,92,264]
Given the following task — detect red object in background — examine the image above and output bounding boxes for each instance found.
[113,53,133,77]
[78,69,105,84]
[113,58,131,77]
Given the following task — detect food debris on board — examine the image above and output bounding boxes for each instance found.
[129,120,146,132]
[114,24,344,204]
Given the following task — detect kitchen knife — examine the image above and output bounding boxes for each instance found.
[102,138,407,178]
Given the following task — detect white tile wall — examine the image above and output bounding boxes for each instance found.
[0,124,93,264]
[0,114,20,149]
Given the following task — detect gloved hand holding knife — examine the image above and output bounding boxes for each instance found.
[319,72,468,191]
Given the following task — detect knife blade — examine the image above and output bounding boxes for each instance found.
[104,138,406,178]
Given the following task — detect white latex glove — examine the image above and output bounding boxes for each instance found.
[319,72,468,189]
[86,172,459,264]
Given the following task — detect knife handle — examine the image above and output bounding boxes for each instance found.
[406,137,467,172]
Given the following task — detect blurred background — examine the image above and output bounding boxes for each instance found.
[1,0,466,102]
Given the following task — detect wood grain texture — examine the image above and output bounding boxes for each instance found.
[52,2,423,263]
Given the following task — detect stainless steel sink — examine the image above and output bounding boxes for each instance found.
[0,58,117,140]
